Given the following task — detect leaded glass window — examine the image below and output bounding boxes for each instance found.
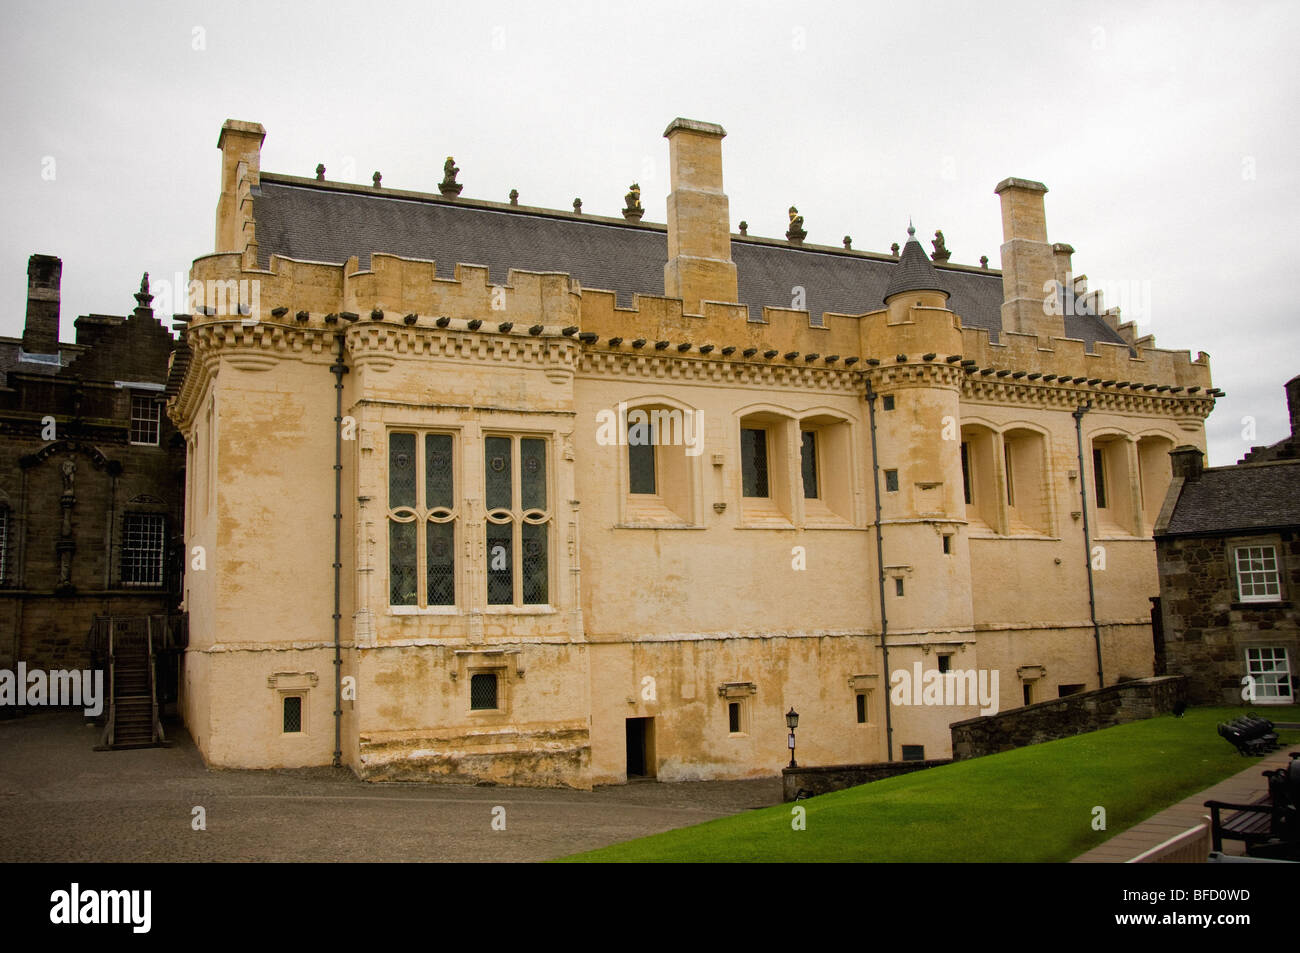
[470,672,499,710]
[800,430,819,499]
[629,440,656,494]
[283,696,302,733]
[741,427,769,498]
[388,430,458,608]
[485,436,512,511]
[483,434,551,607]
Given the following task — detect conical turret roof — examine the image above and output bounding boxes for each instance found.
[882,224,950,303]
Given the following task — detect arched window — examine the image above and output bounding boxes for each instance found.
[1137,435,1174,535]
[1091,435,1135,536]
[1002,428,1051,535]
[959,424,999,530]
[798,413,853,523]
[620,400,702,525]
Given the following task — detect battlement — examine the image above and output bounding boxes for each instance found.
[184,246,1213,400]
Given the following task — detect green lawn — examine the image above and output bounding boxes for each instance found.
[557,706,1298,863]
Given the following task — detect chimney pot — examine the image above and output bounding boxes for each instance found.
[1169,445,1204,481]
[22,254,62,355]
[1286,374,1300,438]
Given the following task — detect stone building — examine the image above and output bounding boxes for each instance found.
[1153,377,1299,706]
[170,117,1217,786]
[0,256,186,676]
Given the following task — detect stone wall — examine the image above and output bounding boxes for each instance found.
[781,758,952,801]
[949,675,1186,760]
[1157,531,1300,705]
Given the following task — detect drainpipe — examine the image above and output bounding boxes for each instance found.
[330,334,349,767]
[864,381,894,762]
[1072,402,1104,688]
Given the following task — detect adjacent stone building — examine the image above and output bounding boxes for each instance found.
[1153,377,1299,706]
[169,117,1217,786]
[0,256,185,674]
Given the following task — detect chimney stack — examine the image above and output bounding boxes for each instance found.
[994,177,1065,344]
[22,254,62,355]
[1286,374,1300,439]
[1169,445,1204,482]
[215,119,266,255]
[663,118,739,314]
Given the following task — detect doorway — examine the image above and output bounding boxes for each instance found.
[625,717,655,779]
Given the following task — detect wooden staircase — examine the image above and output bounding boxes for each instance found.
[90,615,174,750]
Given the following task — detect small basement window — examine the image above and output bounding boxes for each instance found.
[895,577,904,597]
[282,696,302,733]
[470,672,499,710]
[1058,684,1086,698]
[901,745,925,762]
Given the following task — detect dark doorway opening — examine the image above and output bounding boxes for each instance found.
[625,717,655,779]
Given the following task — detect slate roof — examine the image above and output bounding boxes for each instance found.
[1161,461,1300,536]
[252,176,1130,351]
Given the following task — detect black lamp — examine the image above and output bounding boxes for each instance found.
[786,708,799,768]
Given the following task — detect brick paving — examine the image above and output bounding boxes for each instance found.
[0,711,780,862]
[1072,743,1299,862]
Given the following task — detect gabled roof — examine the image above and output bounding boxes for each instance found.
[1160,460,1300,537]
[252,175,1130,350]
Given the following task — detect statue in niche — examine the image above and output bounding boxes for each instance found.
[61,459,76,497]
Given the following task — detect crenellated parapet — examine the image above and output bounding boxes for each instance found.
[958,324,1213,395]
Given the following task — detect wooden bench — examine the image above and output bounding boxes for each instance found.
[1205,754,1300,857]
[1205,795,1274,852]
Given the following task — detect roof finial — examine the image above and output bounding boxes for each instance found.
[907,219,915,240]
[134,272,153,309]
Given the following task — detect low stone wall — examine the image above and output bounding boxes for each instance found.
[950,675,1186,760]
[782,758,952,801]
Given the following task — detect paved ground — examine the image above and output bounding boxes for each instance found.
[0,711,781,862]
[1072,743,1300,862]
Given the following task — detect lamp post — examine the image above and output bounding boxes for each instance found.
[785,707,799,769]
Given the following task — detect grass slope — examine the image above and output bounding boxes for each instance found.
[558,707,1297,863]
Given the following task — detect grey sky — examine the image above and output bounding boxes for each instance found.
[1,0,1295,465]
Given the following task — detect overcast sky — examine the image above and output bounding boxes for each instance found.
[0,0,1295,465]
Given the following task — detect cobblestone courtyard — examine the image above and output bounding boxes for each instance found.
[0,712,780,862]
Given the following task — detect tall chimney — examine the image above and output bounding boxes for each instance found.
[1286,374,1300,439]
[22,254,62,355]
[1169,445,1204,481]
[663,118,739,314]
[215,119,266,255]
[994,177,1064,343]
